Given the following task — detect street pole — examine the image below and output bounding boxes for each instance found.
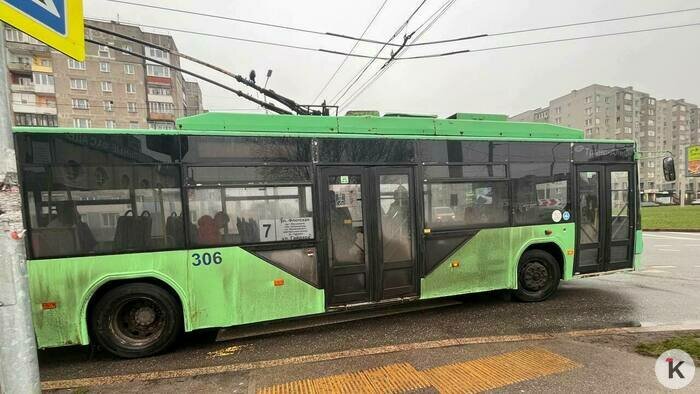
[0,22,42,394]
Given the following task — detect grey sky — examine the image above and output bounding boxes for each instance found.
[85,0,700,117]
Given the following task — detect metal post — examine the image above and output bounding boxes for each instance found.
[0,23,42,394]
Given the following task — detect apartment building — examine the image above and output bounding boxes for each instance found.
[183,81,204,116]
[511,84,699,202]
[3,20,204,131]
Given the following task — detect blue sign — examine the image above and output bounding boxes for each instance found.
[562,211,571,221]
[1,0,84,60]
[5,0,66,35]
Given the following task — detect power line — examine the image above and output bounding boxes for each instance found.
[398,20,700,60]
[327,6,700,47]
[310,0,390,105]
[104,0,328,36]
[87,17,320,53]
[330,0,429,106]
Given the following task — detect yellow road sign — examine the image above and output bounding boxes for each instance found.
[0,0,84,61]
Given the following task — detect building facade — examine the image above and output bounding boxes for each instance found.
[3,20,204,131]
[511,84,700,202]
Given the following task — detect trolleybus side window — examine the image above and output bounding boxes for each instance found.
[422,165,510,230]
[511,162,571,225]
[24,164,184,258]
[185,166,314,247]
[181,136,311,163]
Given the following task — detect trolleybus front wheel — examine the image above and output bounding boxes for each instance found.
[90,283,182,358]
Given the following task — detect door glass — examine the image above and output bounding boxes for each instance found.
[578,171,600,245]
[328,175,364,266]
[610,171,630,241]
[379,174,412,263]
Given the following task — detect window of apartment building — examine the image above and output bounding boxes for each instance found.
[73,118,91,128]
[70,78,87,90]
[124,64,135,74]
[4,28,42,44]
[147,47,170,61]
[101,81,113,92]
[146,64,171,78]
[38,58,51,67]
[67,59,86,70]
[648,119,655,126]
[99,62,110,73]
[624,93,632,100]
[15,113,57,127]
[605,118,610,125]
[624,116,632,123]
[149,101,175,114]
[595,118,601,125]
[585,128,593,136]
[98,45,110,58]
[585,107,592,115]
[127,102,137,113]
[129,121,140,129]
[624,127,632,133]
[103,100,114,112]
[584,96,591,104]
[125,83,136,94]
[148,86,171,96]
[648,129,655,136]
[105,120,117,129]
[680,106,687,112]
[649,109,655,116]
[624,104,632,112]
[554,117,561,124]
[71,98,89,110]
[123,44,133,52]
[604,97,610,104]
[584,119,592,126]
[32,72,54,86]
[595,94,601,102]
[554,107,561,115]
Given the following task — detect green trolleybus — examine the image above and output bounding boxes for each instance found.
[15,112,644,358]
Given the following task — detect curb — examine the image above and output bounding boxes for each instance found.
[41,323,700,390]
[642,229,700,232]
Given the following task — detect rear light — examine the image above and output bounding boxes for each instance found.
[273,279,284,286]
[41,302,57,310]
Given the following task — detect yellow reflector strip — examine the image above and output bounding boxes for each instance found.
[257,347,580,394]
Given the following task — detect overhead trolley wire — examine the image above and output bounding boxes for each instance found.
[102,1,700,49]
[329,0,429,106]
[87,23,315,115]
[310,0,390,105]
[338,0,455,110]
[84,38,293,114]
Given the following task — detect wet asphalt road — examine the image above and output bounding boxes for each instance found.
[38,232,700,382]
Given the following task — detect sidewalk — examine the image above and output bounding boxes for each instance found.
[46,326,700,393]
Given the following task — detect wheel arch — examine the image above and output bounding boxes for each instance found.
[513,240,566,285]
[79,273,190,345]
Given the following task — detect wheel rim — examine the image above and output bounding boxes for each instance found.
[521,261,550,292]
[109,297,166,349]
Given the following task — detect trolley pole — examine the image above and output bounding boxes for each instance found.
[0,23,42,394]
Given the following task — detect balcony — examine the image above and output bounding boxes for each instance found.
[8,62,32,74]
[11,83,34,92]
[6,41,50,55]
[148,112,176,121]
[12,102,57,116]
[34,84,55,94]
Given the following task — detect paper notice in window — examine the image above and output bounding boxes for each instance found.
[276,217,314,241]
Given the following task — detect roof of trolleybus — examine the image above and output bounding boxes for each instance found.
[12,111,634,145]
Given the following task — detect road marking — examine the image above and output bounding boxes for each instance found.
[657,249,681,252]
[206,344,249,359]
[643,234,700,241]
[641,269,667,273]
[648,265,676,268]
[257,348,580,394]
[40,324,700,391]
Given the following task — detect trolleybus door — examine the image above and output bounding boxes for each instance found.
[575,164,634,274]
[321,167,418,307]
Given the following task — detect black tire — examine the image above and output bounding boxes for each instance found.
[90,283,182,358]
[514,250,561,302]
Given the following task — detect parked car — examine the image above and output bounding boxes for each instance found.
[640,201,660,207]
[691,199,700,205]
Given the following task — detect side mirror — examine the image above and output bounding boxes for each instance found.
[663,157,676,182]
